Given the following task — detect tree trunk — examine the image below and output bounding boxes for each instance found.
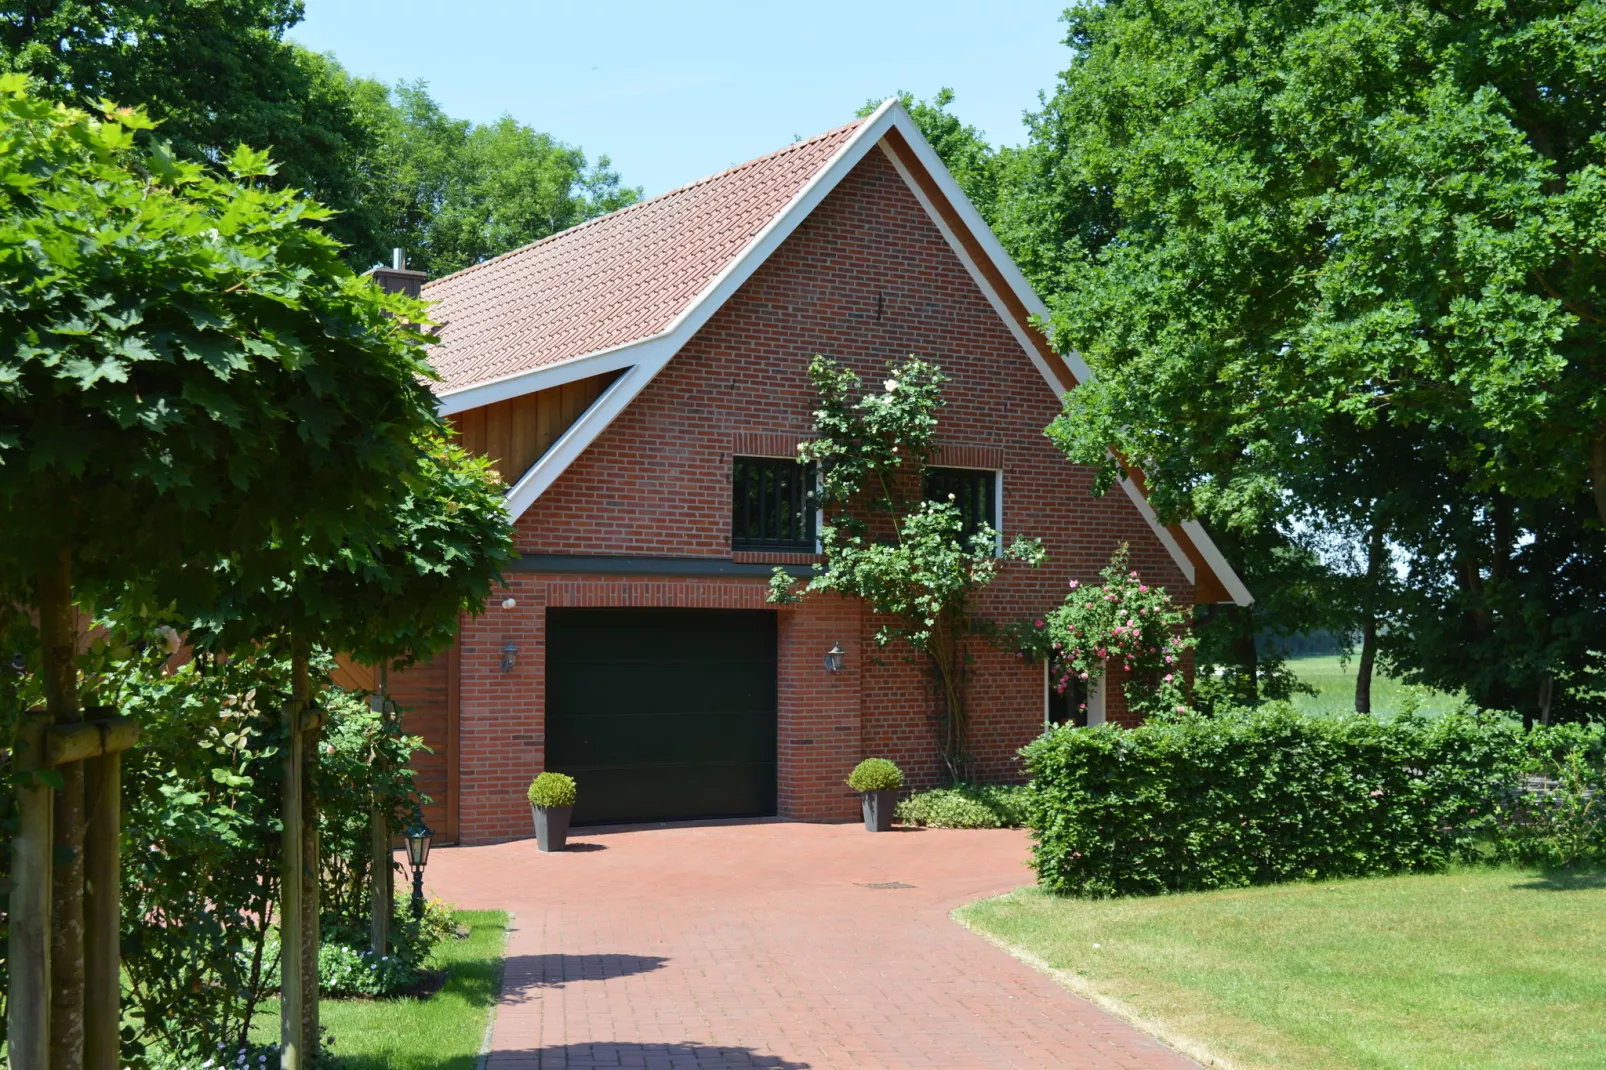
[279,688,305,1070]
[1355,619,1377,715]
[1355,521,1385,715]
[1232,605,1259,705]
[1589,434,1606,529]
[41,550,86,1070]
[293,648,320,1061]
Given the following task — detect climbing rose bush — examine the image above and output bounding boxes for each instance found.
[1044,545,1194,719]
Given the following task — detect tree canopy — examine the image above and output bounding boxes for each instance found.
[0,3,641,273]
[0,76,439,602]
[897,1,1606,720]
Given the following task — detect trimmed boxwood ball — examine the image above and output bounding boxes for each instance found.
[527,771,577,808]
[846,758,904,792]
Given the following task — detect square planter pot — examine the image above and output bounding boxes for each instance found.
[861,789,899,832]
[531,804,572,852]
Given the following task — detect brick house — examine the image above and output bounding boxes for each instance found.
[369,100,1251,845]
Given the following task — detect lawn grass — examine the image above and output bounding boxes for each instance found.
[252,909,508,1069]
[958,867,1606,1069]
[1284,654,1465,719]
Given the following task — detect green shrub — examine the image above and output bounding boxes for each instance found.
[1490,724,1606,868]
[527,771,577,808]
[846,758,904,792]
[897,784,1031,828]
[1022,705,1549,897]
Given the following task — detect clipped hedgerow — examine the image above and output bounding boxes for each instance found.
[846,758,905,792]
[1022,705,1531,897]
[527,771,577,808]
[897,784,1032,829]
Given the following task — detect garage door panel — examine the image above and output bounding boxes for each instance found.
[545,660,773,716]
[546,709,775,766]
[562,762,776,826]
[546,607,778,826]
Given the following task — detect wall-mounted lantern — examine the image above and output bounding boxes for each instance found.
[500,642,517,674]
[824,642,845,674]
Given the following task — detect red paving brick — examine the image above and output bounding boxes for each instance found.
[423,820,1194,1070]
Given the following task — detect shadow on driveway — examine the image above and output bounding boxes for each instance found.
[501,952,671,1004]
[490,1042,809,1068]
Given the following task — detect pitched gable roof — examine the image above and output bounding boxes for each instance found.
[424,121,862,402]
[422,100,1252,606]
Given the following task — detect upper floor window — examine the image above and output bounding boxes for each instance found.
[732,456,816,552]
[924,466,998,543]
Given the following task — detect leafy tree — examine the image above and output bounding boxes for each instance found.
[1033,0,1606,527]
[769,357,1043,780]
[0,2,391,256]
[1010,0,1606,714]
[0,7,640,271]
[341,72,641,275]
[0,79,464,1066]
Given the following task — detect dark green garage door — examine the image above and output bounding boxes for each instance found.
[545,607,778,826]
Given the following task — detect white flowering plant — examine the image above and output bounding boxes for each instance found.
[769,356,1044,780]
[1044,544,1195,720]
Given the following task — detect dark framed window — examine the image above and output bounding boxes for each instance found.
[732,456,816,552]
[1047,663,1089,729]
[924,466,998,543]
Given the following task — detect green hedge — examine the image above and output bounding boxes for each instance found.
[1020,706,1583,897]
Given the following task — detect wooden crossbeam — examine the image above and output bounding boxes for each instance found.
[43,717,140,767]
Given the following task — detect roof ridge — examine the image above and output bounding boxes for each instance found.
[423,116,866,292]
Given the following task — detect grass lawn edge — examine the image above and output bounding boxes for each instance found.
[952,890,1239,1070]
[472,909,513,1070]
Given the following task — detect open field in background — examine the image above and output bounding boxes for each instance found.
[959,867,1606,1070]
[252,909,508,1070]
[1283,655,1466,719]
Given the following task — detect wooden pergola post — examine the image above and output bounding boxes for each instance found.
[8,709,53,1070]
[369,664,391,958]
[5,713,139,1070]
[84,742,122,1070]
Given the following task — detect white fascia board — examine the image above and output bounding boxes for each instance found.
[876,111,1097,388]
[877,142,1073,398]
[1181,519,1255,606]
[436,334,669,417]
[494,100,903,521]
[647,98,902,346]
[501,363,655,520]
[1117,475,1196,585]
[881,106,1253,605]
[879,118,1201,590]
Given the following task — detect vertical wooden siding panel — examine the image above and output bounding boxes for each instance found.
[386,647,452,839]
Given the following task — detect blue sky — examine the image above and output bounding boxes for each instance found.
[291,1,1073,197]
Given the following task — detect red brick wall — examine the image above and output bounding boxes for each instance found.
[447,146,1194,842]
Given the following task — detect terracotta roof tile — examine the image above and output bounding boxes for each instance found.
[422,119,864,394]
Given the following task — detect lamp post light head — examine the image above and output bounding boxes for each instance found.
[824,642,845,674]
[404,820,433,871]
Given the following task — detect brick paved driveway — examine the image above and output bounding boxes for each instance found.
[423,820,1194,1070]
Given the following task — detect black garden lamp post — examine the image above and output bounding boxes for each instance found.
[404,820,433,919]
